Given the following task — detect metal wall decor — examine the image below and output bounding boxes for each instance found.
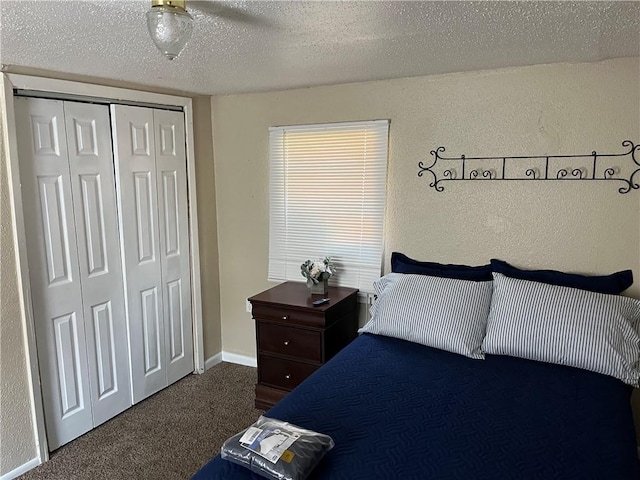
[418,140,640,194]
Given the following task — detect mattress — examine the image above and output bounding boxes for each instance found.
[192,333,640,479]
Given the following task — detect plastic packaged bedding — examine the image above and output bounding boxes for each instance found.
[220,416,335,480]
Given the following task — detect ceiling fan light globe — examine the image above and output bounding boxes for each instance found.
[146,5,193,60]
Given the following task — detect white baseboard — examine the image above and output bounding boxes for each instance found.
[222,351,257,368]
[204,351,258,369]
[204,352,223,371]
[1,456,40,480]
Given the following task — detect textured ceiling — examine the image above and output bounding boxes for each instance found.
[0,1,639,96]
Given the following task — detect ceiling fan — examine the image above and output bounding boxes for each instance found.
[146,0,271,60]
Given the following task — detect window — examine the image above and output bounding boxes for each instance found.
[269,120,389,292]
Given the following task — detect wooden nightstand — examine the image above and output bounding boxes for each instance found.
[249,281,359,410]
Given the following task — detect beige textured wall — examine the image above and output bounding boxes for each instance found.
[1,111,37,474]
[212,57,640,356]
[211,57,640,429]
[193,96,222,358]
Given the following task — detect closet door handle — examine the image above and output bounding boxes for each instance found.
[285,374,291,380]
[283,340,290,346]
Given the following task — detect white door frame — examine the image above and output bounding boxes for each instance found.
[1,73,205,465]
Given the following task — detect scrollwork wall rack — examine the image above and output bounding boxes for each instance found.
[418,140,640,194]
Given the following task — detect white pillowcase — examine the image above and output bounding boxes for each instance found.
[482,273,640,386]
[359,273,493,359]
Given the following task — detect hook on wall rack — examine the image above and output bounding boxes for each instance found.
[418,140,640,194]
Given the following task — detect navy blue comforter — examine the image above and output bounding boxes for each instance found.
[193,334,640,479]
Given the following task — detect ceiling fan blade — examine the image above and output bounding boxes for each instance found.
[188,1,276,28]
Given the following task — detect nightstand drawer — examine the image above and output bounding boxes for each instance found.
[259,355,318,390]
[258,323,322,362]
[252,304,325,328]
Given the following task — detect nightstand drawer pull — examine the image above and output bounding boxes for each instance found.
[282,315,289,320]
[283,340,290,346]
[285,374,291,379]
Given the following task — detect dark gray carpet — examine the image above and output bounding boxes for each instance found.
[19,362,261,480]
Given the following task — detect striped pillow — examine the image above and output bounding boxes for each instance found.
[358,273,493,359]
[482,273,640,386]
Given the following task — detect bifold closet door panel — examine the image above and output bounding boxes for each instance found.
[111,105,167,403]
[63,101,132,426]
[15,97,93,449]
[153,109,194,384]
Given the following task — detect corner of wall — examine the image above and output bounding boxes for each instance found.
[192,96,222,358]
[204,352,223,370]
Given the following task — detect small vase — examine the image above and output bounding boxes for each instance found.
[309,278,329,295]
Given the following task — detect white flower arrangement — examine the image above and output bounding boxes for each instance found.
[300,257,335,287]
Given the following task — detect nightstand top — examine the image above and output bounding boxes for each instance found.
[249,281,358,312]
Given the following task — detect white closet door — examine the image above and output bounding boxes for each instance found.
[111,105,167,403]
[15,97,93,449]
[153,109,194,384]
[63,101,131,426]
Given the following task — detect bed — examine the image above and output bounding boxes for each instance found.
[193,256,640,479]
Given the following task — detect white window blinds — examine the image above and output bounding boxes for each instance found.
[269,120,389,293]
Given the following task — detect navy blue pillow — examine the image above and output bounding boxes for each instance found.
[391,252,492,281]
[490,259,633,295]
